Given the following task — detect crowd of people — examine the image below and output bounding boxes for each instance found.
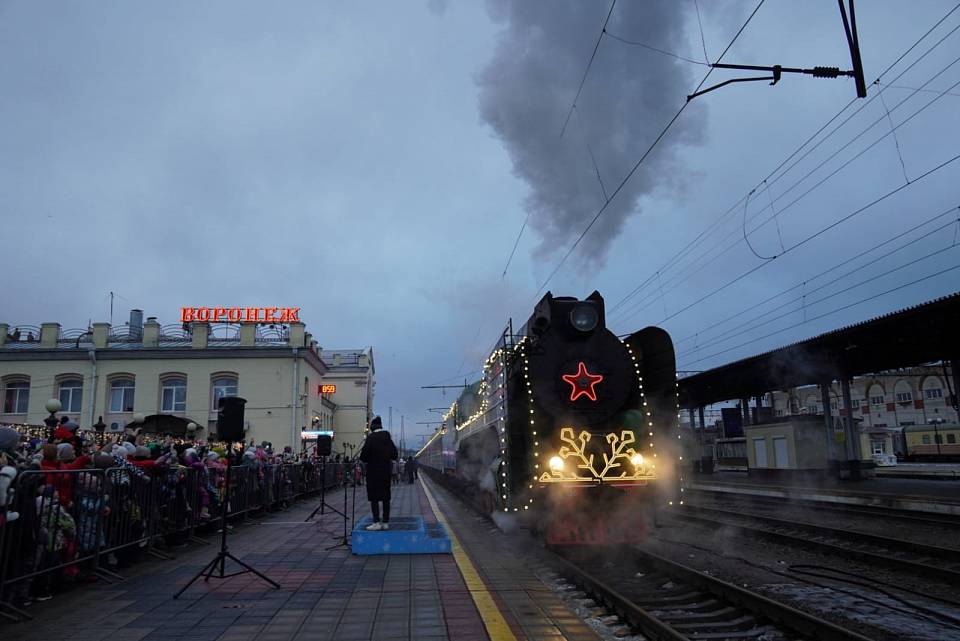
[0,419,363,609]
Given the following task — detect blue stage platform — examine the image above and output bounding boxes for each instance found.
[351,515,452,555]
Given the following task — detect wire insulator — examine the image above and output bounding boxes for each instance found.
[811,66,842,78]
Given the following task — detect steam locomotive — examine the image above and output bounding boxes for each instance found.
[418,291,681,544]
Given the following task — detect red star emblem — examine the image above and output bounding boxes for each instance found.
[561,361,604,402]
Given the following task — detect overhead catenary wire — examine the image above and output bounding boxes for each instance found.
[679,262,960,368]
[603,31,710,66]
[671,204,960,349]
[613,52,960,326]
[608,3,960,318]
[559,0,618,140]
[675,218,960,360]
[656,151,960,328]
[536,0,767,299]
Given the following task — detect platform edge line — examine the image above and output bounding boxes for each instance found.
[420,477,519,641]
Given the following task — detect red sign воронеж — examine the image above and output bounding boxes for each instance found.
[180,307,300,323]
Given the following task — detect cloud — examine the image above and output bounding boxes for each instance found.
[477,0,707,266]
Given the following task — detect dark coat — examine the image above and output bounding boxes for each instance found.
[359,430,398,501]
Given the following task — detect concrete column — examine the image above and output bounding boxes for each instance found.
[40,323,60,347]
[820,383,833,460]
[240,323,256,346]
[288,322,306,348]
[841,377,860,461]
[142,318,160,347]
[191,322,209,349]
[92,323,109,348]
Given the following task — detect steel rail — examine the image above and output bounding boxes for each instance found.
[684,489,960,528]
[681,503,960,562]
[672,510,960,584]
[631,547,875,641]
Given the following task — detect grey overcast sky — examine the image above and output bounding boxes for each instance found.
[2,1,959,447]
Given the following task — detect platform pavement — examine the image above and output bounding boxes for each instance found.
[1,478,600,641]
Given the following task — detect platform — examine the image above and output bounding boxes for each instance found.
[1,479,600,641]
[690,471,960,515]
[351,516,452,555]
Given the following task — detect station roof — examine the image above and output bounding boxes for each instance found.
[678,292,960,408]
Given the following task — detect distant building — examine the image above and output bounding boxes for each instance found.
[0,311,375,451]
[769,365,957,457]
[320,349,375,454]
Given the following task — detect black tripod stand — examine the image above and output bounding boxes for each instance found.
[325,449,357,551]
[173,442,280,598]
[305,456,346,522]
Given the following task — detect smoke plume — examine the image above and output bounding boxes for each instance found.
[478,0,706,264]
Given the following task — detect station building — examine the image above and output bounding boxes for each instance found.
[0,311,375,452]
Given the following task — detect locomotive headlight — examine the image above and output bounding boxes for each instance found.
[548,456,564,472]
[569,305,599,332]
[630,453,644,467]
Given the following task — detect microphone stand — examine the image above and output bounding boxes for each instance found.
[174,441,280,598]
[325,444,354,550]
[305,454,346,522]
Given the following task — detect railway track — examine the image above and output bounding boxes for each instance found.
[684,488,960,528]
[671,504,960,583]
[551,545,874,641]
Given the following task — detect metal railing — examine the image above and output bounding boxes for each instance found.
[0,460,344,619]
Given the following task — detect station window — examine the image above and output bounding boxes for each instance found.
[161,377,187,412]
[2,380,29,414]
[109,378,135,413]
[922,435,931,444]
[870,395,884,406]
[948,434,957,444]
[212,376,239,409]
[851,399,861,408]
[895,391,912,403]
[924,388,943,399]
[58,378,83,413]
[871,440,885,455]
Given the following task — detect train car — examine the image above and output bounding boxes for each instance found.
[902,422,960,461]
[418,291,681,544]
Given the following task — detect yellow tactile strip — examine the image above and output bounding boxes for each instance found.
[421,477,520,641]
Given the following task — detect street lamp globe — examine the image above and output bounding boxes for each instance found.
[186,422,198,433]
[45,398,62,414]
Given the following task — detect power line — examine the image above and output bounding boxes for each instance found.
[559,0,618,140]
[536,0,767,298]
[603,30,710,66]
[501,211,530,279]
[672,204,960,349]
[612,48,960,326]
[676,220,960,359]
[658,151,960,327]
[608,4,960,317]
[679,264,960,368]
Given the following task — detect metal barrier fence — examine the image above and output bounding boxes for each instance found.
[0,460,344,617]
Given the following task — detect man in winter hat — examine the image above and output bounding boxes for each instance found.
[359,416,398,531]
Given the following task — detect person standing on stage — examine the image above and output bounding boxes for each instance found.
[359,416,398,531]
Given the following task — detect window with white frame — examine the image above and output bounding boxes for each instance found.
[871,440,885,455]
[109,378,135,413]
[852,399,861,408]
[895,391,913,402]
[161,377,187,412]
[212,376,238,409]
[58,378,83,413]
[3,380,29,414]
[871,395,885,406]
[925,388,943,399]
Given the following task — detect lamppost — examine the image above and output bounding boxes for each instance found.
[44,398,62,441]
[187,422,198,442]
